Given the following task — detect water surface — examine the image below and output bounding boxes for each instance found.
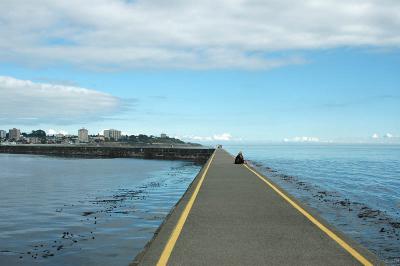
[0,154,201,265]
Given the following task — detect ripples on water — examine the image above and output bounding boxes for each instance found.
[0,154,201,266]
[226,144,400,265]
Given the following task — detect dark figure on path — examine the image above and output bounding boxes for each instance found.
[234,151,245,164]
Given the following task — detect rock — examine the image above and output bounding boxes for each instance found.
[389,222,400,228]
[357,208,381,219]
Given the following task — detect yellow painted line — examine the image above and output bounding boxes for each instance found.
[156,151,216,266]
[243,164,373,266]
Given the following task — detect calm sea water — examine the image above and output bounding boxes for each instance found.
[226,144,400,265]
[0,154,201,266]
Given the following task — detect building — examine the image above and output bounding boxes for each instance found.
[55,133,64,139]
[92,135,105,143]
[27,137,41,144]
[0,130,6,139]
[160,133,168,138]
[78,128,89,143]
[104,129,121,141]
[9,128,21,140]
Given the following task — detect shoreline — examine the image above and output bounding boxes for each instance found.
[0,144,214,163]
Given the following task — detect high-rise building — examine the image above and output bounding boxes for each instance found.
[78,128,89,143]
[160,133,168,138]
[0,130,6,139]
[104,129,121,141]
[9,128,21,140]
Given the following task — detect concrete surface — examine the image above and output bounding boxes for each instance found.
[134,149,382,266]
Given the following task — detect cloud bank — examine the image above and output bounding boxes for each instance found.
[0,76,132,125]
[283,136,321,143]
[0,0,399,69]
[47,129,69,135]
[183,133,234,142]
[372,133,380,139]
[371,132,399,141]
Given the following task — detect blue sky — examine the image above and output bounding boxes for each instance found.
[0,1,399,143]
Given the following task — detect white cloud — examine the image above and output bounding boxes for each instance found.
[384,133,393,138]
[183,133,234,142]
[47,129,68,135]
[283,136,320,143]
[213,133,232,141]
[190,136,213,141]
[0,0,399,69]
[0,76,132,125]
[368,132,400,143]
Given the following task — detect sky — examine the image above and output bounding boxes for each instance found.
[0,0,399,143]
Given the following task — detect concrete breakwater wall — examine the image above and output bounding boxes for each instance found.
[0,145,214,162]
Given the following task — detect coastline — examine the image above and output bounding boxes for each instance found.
[0,144,214,162]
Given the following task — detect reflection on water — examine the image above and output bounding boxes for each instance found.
[226,144,400,265]
[0,154,201,266]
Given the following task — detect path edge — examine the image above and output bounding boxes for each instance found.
[130,150,216,266]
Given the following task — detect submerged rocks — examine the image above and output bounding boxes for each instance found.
[335,199,351,207]
[358,207,381,219]
[389,222,400,229]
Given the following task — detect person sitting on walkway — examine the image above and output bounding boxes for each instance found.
[234,151,245,164]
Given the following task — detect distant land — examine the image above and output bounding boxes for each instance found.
[0,128,202,147]
[0,128,211,162]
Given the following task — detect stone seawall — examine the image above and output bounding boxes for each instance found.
[0,145,214,162]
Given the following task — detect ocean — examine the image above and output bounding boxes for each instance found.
[225,144,400,265]
[0,154,201,266]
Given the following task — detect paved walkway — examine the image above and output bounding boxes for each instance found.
[134,149,381,266]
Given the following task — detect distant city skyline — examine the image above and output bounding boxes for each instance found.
[0,1,399,143]
[1,126,398,144]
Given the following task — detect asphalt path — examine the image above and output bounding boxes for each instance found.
[134,149,381,266]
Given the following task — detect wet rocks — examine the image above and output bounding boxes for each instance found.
[335,199,351,207]
[264,166,277,173]
[281,174,296,183]
[41,250,54,258]
[389,222,400,229]
[358,207,381,219]
[318,191,328,196]
[61,232,71,239]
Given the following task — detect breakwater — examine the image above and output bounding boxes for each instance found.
[0,145,214,162]
[136,149,381,266]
